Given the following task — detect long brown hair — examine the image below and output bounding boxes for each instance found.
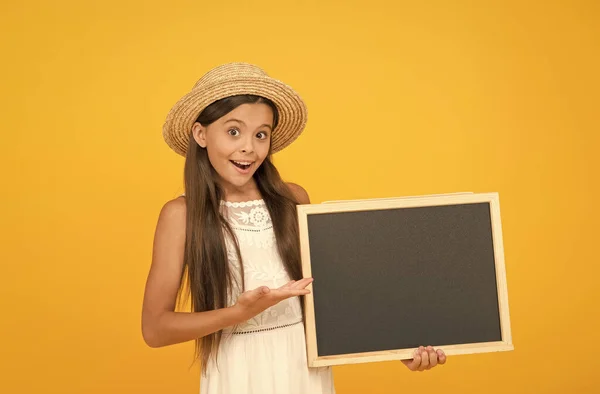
[177,95,303,372]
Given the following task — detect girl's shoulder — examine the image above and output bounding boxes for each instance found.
[157,196,187,225]
[286,183,310,204]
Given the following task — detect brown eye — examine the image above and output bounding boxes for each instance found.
[228,128,240,136]
[256,131,268,140]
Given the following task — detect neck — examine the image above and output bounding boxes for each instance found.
[219,178,262,202]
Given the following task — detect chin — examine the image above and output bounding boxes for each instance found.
[221,173,256,189]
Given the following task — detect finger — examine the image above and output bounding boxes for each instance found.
[419,347,429,371]
[270,288,311,301]
[410,349,422,371]
[437,349,447,365]
[238,286,269,306]
[291,278,313,289]
[249,286,270,301]
[278,280,296,290]
[284,288,311,297]
[427,346,438,369]
[402,350,421,371]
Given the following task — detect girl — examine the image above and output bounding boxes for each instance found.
[142,63,446,394]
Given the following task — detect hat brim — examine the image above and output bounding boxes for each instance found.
[163,76,307,156]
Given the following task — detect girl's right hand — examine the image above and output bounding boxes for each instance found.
[233,278,313,323]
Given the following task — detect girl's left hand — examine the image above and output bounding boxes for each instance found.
[401,346,446,371]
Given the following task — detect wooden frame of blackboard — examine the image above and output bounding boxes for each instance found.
[297,192,513,367]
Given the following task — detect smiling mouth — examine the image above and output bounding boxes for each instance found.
[230,160,253,170]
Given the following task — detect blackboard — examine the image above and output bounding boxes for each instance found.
[297,192,513,367]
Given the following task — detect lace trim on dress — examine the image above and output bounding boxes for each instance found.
[221,199,265,208]
[178,194,265,209]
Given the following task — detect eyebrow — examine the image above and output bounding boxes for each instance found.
[224,118,272,131]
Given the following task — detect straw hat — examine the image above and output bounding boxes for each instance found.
[162,63,308,156]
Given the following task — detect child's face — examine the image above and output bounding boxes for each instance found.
[193,103,273,191]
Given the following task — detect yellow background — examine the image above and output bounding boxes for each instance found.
[1,0,598,393]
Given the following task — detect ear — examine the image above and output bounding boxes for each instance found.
[191,122,207,148]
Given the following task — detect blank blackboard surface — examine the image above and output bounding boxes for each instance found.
[297,193,512,367]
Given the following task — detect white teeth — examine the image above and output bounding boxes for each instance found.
[233,161,252,165]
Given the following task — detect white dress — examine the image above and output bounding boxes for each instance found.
[199,199,335,394]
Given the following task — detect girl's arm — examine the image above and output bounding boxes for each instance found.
[141,197,310,348]
[141,197,241,347]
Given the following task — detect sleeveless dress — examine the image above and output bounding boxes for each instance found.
[199,199,335,394]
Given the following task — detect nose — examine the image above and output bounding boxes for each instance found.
[240,135,254,154]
